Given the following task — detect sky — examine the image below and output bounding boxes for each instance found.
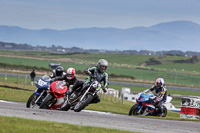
[0,0,200,30]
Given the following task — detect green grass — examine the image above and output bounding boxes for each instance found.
[86,94,132,114]
[109,84,200,96]
[1,51,200,86]
[0,75,33,84]
[0,50,152,66]
[2,56,200,86]
[0,87,33,102]
[150,63,200,73]
[0,116,133,133]
[0,56,90,72]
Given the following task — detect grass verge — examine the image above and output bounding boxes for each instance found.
[0,116,133,133]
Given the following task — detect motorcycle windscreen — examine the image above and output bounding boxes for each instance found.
[50,81,68,94]
[35,78,50,89]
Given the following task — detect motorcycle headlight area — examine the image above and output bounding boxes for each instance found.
[136,92,142,100]
[92,83,98,88]
[92,81,100,88]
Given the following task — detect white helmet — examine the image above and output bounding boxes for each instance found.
[97,59,108,72]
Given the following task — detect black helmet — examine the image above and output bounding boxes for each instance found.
[55,66,64,76]
[97,59,108,73]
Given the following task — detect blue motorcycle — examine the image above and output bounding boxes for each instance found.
[26,75,51,108]
[129,92,167,117]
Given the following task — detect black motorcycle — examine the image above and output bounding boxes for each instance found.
[61,80,103,112]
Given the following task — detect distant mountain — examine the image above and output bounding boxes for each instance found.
[0,20,200,51]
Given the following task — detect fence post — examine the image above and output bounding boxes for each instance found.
[121,93,124,104]
[4,73,7,85]
[17,74,19,84]
[23,75,27,89]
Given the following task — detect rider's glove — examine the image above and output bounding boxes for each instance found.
[102,87,108,93]
[149,96,156,104]
[50,79,53,83]
[65,90,71,95]
[90,75,94,79]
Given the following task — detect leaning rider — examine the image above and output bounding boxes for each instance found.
[50,66,65,78]
[82,59,109,103]
[51,67,83,91]
[143,78,167,115]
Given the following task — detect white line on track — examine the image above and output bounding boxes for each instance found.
[0,100,119,116]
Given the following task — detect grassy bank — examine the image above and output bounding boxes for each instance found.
[1,51,200,86]
[0,116,133,133]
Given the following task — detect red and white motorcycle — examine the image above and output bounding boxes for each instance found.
[39,81,68,109]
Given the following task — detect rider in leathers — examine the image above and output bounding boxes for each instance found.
[83,59,109,103]
[144,78,167,115]
[51,67,83,92]
[49,66,64,78]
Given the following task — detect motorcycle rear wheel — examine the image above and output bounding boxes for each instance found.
[161,105,167,117]
[129,104,139,116]
[26,93,38,108]
[39,95,54,109]
[74,94,93,112]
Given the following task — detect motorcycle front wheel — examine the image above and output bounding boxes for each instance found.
[39,95,54,109]
[60,100,71,111]
[74,94,93,112]
[26,93,39,108]
[129,104,139,116]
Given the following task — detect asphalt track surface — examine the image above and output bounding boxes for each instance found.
[0,100,200,133]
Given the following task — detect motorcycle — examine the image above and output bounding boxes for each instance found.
[26,75,51,108]
[60,80,102,112]
[39,80,68,109]
[129,92,167,117]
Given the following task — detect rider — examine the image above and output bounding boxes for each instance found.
[51,67,83,92]
[144,78,167,115]
[83,59,109,103]
[50,66,65,78]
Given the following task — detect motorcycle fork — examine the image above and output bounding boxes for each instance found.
[79,86,92,102]
[137,105,143,114]
[47,93,56,104]
[35,90,45,104]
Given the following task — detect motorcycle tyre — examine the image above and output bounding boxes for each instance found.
[60,100,70,111]
[39,95,54,109]
[161,105,167,117]
[129,104,139,116]
[26,93,39,108]
[74,94,93,112]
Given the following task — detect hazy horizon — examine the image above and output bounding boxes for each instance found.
[1,0,200,30]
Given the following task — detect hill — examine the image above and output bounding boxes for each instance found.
[0,20,200,51]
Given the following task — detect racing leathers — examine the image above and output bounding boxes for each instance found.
[51,73,84,93]
[144,84,167,114]
[83,66,109,103]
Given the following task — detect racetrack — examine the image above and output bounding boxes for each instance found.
[0,100,200,133]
